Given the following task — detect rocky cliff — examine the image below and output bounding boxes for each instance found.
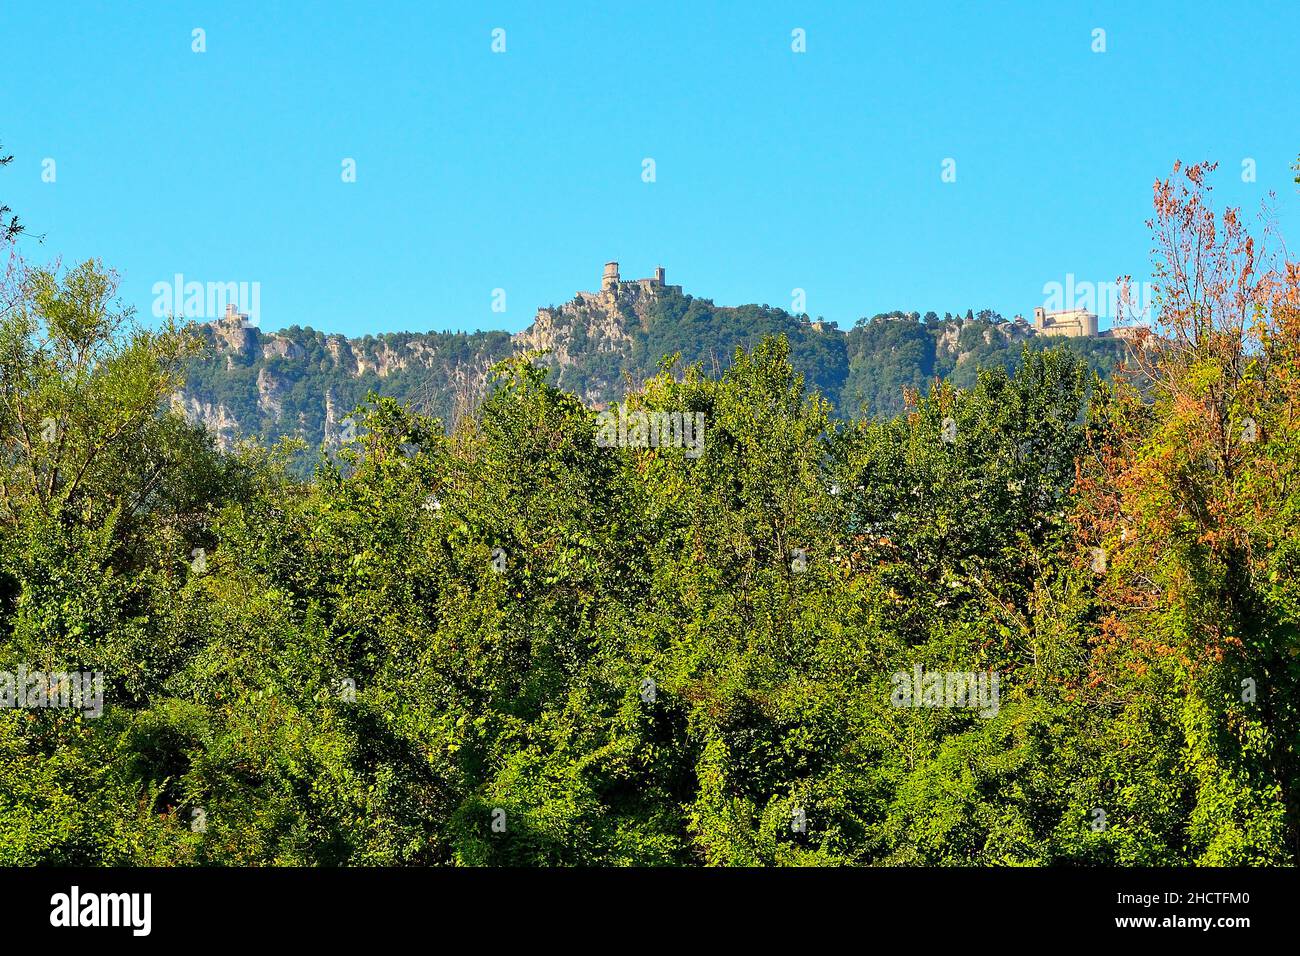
[176,287,1127,458]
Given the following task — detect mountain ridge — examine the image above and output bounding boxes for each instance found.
[176,276,1130,453]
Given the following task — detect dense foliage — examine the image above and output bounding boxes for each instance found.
[2,163,1298,866]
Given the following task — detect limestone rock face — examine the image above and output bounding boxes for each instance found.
[512,281,675,404]
[173,392,240,451]
[256,367,283,419]
[933,317,1034,367]
[178,314,518,454]
[212,315,256,357]
[261,337,304,362]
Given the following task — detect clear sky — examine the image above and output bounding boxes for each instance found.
[3,0,1298,337]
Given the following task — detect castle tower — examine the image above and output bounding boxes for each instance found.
[654,266,666,285]
[1033,306,1047,330]
[601,261,620,293]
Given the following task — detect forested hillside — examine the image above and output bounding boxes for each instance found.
[179,321,516,450]
[2,163,1298,866]
[177,289,1129,458]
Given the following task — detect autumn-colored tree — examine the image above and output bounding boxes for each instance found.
[1076,161,1300,862]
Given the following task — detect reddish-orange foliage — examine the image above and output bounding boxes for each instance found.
[1074,160,1300,679]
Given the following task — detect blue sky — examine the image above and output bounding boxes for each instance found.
[3,0,1298,337]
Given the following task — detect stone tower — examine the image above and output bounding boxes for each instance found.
[601,261,620,293]
[654,266,666,285]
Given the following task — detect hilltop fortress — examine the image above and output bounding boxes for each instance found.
[1028,306,1149,341]
[533,261,682,317]
[582,261,682,302]
[513,261,685,403]
[1032,306,1098,338]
